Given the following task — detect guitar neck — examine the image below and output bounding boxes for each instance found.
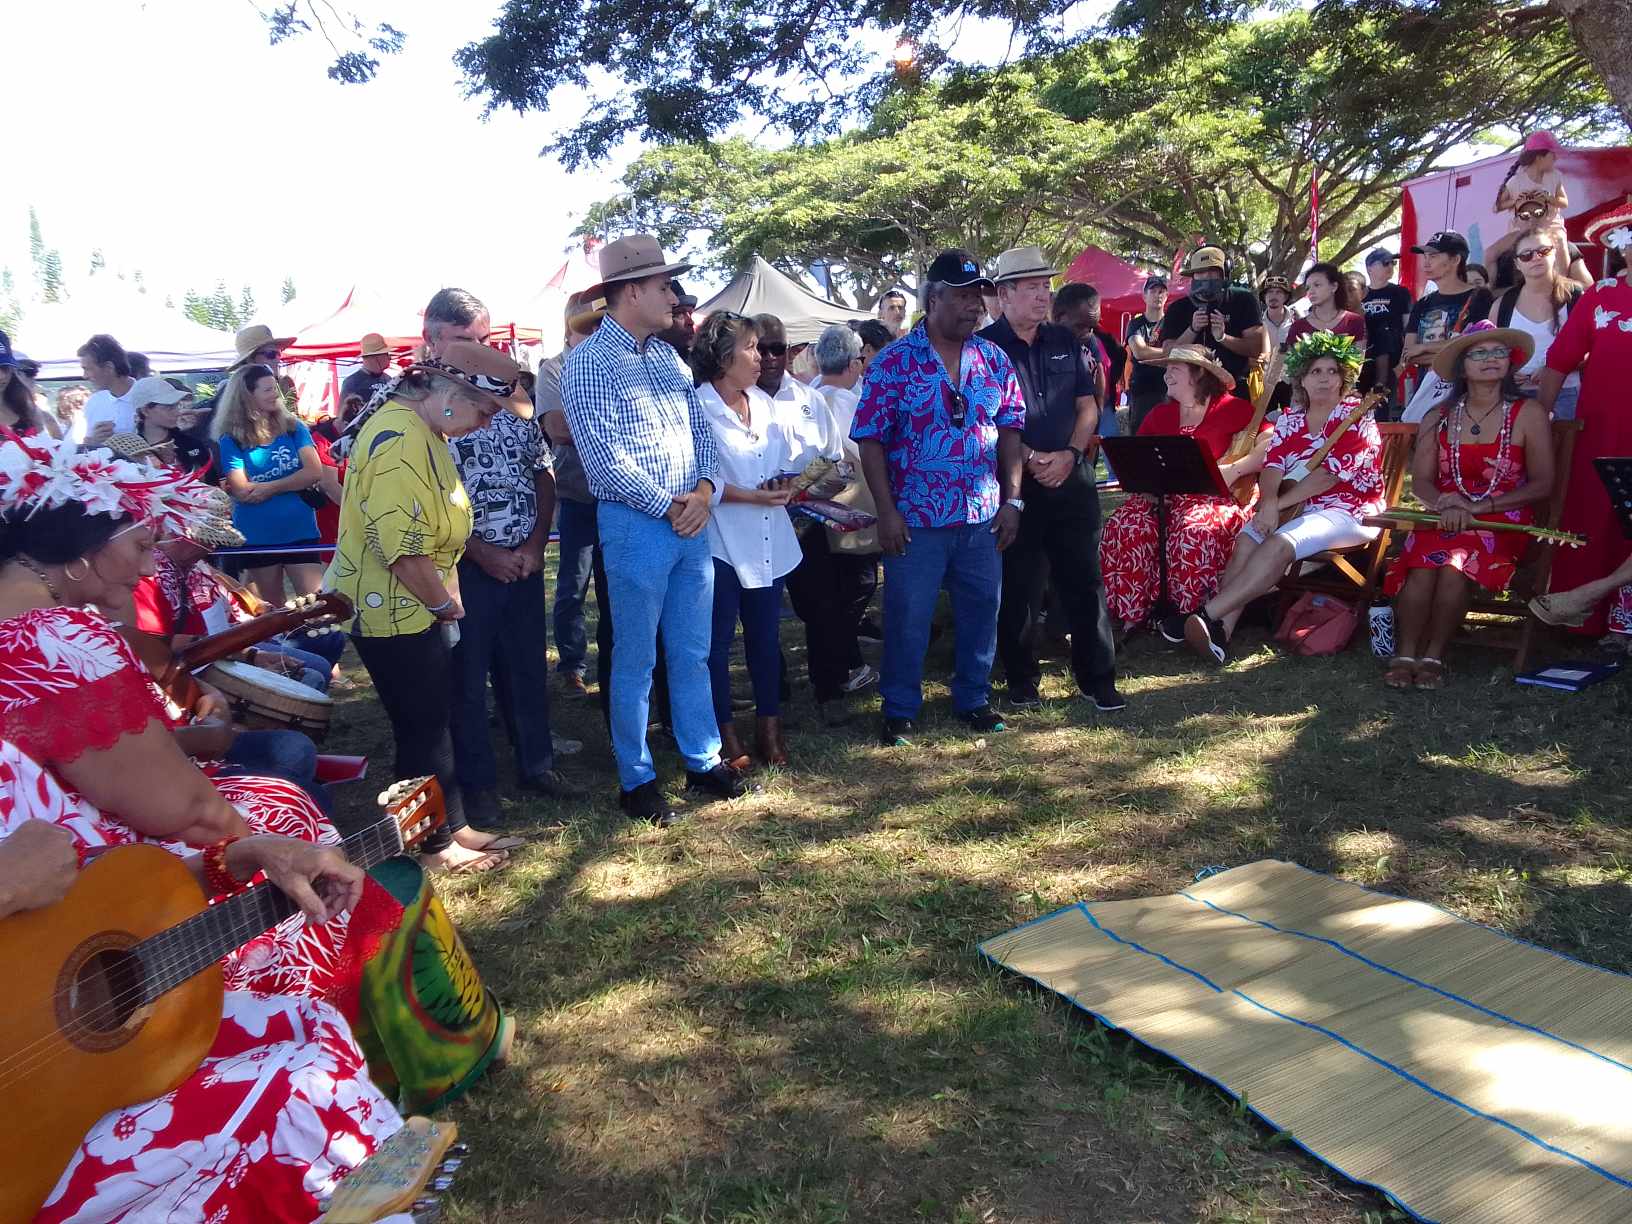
[137,817,402,1002]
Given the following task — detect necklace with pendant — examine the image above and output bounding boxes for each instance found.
[1467,400,1502,436]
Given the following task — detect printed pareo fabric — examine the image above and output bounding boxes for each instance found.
[1384,401,1533,596]
[849,322,1026,529]
[1101,494,1252,627]
[0,739,401,1224]
[1264,398,1386,522]
[1609,584,1632,636]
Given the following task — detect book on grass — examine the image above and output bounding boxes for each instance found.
[1514,659,1623,692]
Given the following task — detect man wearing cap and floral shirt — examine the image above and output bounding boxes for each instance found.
[563,234,746,827]
[852,247,1027,748]
[979,246,1122,714]
[1158,246,1267,388]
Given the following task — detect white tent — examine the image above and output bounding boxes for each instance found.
[699,258,874,345]
[15,284,238,378]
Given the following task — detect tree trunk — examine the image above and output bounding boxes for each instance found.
[1552,0,1632,126]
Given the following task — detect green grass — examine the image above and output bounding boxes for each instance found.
[329,586,1632,1223]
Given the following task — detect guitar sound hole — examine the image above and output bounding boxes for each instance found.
[69,948,144,1036]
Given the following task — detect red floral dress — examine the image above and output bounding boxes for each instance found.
[1264,399,1387,521]
[0,606,349,1000]
[0,738,401,1224]
[1100,394,1268,627]
[1384,400,1533,595]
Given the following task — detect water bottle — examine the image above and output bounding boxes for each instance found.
[1369,602,1395,657]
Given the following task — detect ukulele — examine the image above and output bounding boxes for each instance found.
[1271,391,1385,520]
[0,776,443,1221]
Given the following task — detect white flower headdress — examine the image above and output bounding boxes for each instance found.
[0,430,222,538]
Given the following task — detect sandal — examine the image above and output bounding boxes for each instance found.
[1414,658,1446,690]
[1529,593,1591,628]
[444,850,510,875]
[1383,656,1418,689]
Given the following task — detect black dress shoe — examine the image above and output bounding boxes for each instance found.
[957,706,1007,733]
[520,769,584,799]
[618,780,684,828]
[1090,682,1127,712]
[879,716,917,746]
[685,763,751,800]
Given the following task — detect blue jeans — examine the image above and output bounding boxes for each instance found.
[710,561,786,723]
[221,728,330,814]
[254,641,331,692]
[1553,385,1580,421]
[598,500,721,790]
[880,520,1002,719]
[451,560,555,795]
[1097,397,1122,481]
[553,498,597,676]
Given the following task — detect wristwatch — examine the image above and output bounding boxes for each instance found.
[1067,445,1085,467]
[1004,497,1026,513]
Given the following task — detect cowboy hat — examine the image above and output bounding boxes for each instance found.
[991,245,1057,285]
[358,333,391,358]
[566,291,608,335]
[410,340,533,419]
[584,234,693,300]
[229,323,296,369]
[1430,321,1534,382]
[1147,344,1236,390]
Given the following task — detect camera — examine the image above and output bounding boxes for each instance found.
[1190,280,1225,308]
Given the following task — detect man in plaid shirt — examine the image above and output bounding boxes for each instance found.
[563,235,749,826]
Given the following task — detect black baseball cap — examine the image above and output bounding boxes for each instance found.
[670,279,698,310]
[926,248,995,291]
[1144,275,1169,290]
[1412,231,1470,257]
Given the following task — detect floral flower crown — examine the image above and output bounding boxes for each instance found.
[1282,331,1364,382]
[0,430,222,539]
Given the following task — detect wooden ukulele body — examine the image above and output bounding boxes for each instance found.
[0,845,222,1221]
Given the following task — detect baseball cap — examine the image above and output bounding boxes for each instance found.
[1411,230,1470,257]
[1523,131,1562,155]
[1144,275,1169,290]
[1186,246,1227,274]
[926,248,995,291]
[129,375,190,408]
[670,279,699,310]
[1365,247,1397,266]
[0,329,15,370]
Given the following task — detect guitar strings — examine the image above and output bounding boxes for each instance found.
[0,811,421,1089]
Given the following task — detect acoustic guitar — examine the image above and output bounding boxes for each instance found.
[0,776,443,1221]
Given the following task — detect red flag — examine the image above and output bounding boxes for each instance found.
[1310,173,1321,262]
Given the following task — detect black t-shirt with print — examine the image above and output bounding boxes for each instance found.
[1360,284,1413,359]
[1124,313,1166,395]
[1158,286,1264,382]
[1406,286,1495,347]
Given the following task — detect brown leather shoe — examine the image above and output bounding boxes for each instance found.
[755,715,789,766]
[718,721,752,771]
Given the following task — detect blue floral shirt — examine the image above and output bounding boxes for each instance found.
[849,323,1026,528]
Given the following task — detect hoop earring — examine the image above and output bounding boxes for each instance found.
[63,557,90,583]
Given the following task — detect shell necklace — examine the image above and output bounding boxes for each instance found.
[1447,396,1514,503]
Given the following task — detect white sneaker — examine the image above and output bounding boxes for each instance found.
[552,734,583,756]
[842,664,879,693]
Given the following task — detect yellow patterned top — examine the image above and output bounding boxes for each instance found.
[324,400,474,638]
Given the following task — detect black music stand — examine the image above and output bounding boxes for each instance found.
[1100,435,1233,622]
[1593,458,1632,539]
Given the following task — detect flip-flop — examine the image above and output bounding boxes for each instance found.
[1383,656,1418,689]
[445,850,510,875]
[1529,594,1590,628]
[473,833,526,852]
[1414,658,1446,690]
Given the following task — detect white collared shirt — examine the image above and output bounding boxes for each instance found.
[699,382,821,589]
[768,372,834,459]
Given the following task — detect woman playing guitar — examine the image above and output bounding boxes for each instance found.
[1185,333,1387,664]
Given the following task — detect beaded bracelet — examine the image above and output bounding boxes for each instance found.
[202,836,248,896]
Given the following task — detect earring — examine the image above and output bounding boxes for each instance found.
[63,557,90,582]
[442,407,455,417]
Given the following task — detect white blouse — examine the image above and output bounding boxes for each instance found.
[699,382,823,589]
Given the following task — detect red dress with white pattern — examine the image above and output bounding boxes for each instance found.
[0,605,349,1000]
[1264,398,1387,521]
[0,739,401,1224]
[1384,400,1533,596]
[1100,394,1269,627]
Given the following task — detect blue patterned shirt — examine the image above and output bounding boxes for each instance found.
[561,316,722,518]
[850,323,1026,529]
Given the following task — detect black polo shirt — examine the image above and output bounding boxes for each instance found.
[977,315,1098,453]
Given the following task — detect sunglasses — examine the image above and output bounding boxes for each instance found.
[1516,247,1553,262]
[1464,345,1511,361]
[252,348,281,362]
[761,342,788,357]
[944,382,969,428]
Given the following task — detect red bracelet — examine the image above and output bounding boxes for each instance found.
[202,837,247,896]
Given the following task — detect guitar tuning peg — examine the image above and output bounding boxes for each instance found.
[431,1176,456,1191]
[438,1157,463,1173]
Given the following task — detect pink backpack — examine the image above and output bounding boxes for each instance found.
[1275,592,1360,656]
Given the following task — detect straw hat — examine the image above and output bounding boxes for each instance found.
[1147,344,1235,390]
[410,340,533,418]
[358,333,391,358]
[98,432,167,462]
[991,245,1057,285]
[182,505,245,549]
[229,323,296,369]
[1430,321,1534,382]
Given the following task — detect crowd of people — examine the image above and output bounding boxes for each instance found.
[2,168,1631,1218]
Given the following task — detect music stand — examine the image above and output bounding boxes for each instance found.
[1593,458,1632,539]
[1100,435,1233,622]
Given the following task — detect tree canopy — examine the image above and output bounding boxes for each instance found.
[583,8,1618,299]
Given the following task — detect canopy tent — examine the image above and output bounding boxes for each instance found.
[280,286,546,364]
[1062,245,1185,341]
[699,257,874,344]
[488,241,605,362]
[1400,143,1632,293]
[16,284,237,378]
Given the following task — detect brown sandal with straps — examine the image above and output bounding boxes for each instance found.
[1383,656,1418,689]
